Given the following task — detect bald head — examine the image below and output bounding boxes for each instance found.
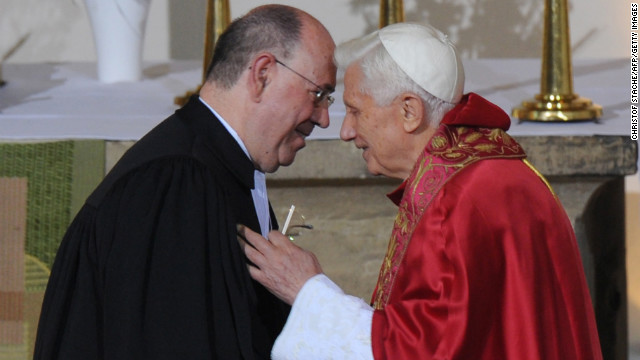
[205,5,333,89]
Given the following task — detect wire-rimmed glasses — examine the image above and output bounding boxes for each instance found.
[274,58,335,108]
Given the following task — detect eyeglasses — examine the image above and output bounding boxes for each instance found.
[275,58,335,108]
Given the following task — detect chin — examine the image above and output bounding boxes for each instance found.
[279,145,301,165]
[258,158,280,173]
[280,158,295,168]
[277,155,296,169]
[263,165,280,174]
[366,161,393,178]
[366,164,381,176]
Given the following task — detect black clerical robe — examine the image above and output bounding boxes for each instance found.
[34,96,290,359]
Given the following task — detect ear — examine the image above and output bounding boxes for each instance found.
[247,53,276,102]
[400,93,426,133]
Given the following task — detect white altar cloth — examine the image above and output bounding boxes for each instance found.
[0,58,631,140]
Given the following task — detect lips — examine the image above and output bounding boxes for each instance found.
[295,122,314,138]
[295,129,311,138]
[354,140,367,151]
[355,144,369,160]
[292,129,310,150]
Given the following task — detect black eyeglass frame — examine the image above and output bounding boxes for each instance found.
[274,58,335,108]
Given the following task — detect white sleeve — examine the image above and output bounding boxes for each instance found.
[271,274,374,360]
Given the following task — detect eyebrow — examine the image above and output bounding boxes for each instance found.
[344,101,357,111]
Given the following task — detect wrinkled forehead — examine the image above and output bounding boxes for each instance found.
[342,64,370,101]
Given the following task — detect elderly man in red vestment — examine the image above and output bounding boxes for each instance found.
[238,22,603,359]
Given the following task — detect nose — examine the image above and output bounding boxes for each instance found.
[340,115,356,141]
[311,106,330,129]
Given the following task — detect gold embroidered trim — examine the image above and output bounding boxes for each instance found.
[522,159,557,198]
[372,126,526,309]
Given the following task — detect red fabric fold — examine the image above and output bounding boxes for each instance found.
[441,93,511,130]
[374,94,601,359]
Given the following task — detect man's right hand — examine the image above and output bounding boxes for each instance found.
[237,225,323,305]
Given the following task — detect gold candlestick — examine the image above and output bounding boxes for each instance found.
[512,0,601,122]
[175,0,230,106]
[379,0,404,28]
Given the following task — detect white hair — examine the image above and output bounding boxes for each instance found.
[335,31,456,127]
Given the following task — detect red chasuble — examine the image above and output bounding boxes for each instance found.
[371,94,602,359]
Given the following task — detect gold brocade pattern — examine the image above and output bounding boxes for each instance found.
[372,126,526,309]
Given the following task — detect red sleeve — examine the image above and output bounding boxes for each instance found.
[371,159,602,360]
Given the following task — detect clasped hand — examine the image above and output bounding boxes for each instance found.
[237,225,323,305]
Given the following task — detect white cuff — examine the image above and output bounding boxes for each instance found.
[271,274,374,360]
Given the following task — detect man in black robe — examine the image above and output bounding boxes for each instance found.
[33,5,337,359]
